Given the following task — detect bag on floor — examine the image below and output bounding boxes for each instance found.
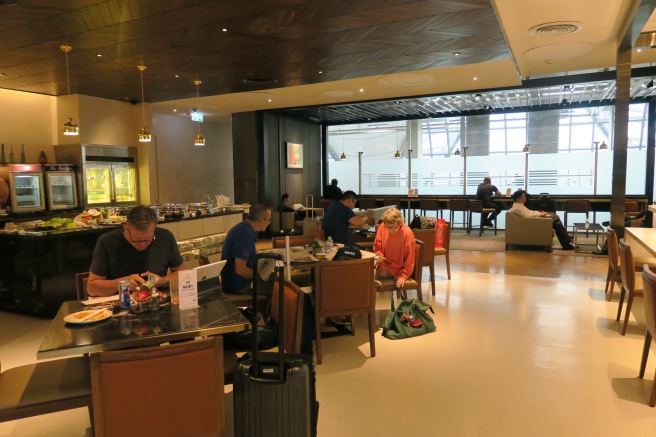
[382,295,436,340]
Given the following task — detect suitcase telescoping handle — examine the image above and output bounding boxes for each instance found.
[252,252,286,380]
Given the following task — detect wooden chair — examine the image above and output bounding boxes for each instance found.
[270,274,306,354]
[617,239,643,335]
[75,272,90,300]
[357,198,376,210]
[449,198,469,230]
[420,198,440,218]
[310,226,325,242]
[374,240,424,301]
[639,265,656,407]
[434,221,452,280]
[467,199,497,236]
[564,199,590,229]
[272,234,314,248]
[91,337,224,437]
[0,357,92,425]
[412,228,436,296]
[605,228,656,302]
[313,258,376,364]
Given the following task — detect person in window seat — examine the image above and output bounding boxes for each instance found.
[509,190,575,251]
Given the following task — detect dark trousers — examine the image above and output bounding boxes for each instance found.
[550,214,571,246]
[482,201,502,221]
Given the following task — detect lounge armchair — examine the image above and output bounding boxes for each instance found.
[505,211,554,252]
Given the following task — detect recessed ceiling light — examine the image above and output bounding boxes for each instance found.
[454,52,460,56]
[473,76,478,81]
[268,99,272,102]
[0,73,5,77]
[96,54,102,57]
[175,74,180,78]
[359,88,364,92]
[319,71,323,74]
[173,109,177,112]
[222,28,227,32]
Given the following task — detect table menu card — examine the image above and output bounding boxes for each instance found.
[175,269,198,309]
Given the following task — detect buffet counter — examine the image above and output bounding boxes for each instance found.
[0,210,243,317]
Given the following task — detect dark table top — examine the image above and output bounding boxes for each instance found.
[37,290,249,360]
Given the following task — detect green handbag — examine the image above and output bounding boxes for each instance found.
[382,294,436,340]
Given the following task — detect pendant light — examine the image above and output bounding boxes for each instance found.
[394,120,401,158]
[60,45,79,136]
[599,141,608,150]
[137,65,151,142]
[454,148,461,156]
[523,144,531,153]
[193,80,205,146]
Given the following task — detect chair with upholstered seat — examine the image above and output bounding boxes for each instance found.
[467,199,497,236]
[270,274,306,354]
[75,272,90,300]
[374,240,424,300]
[617,239,644,335]
[449,198,469,230]
[605,228,656,302]
[313,257,376,364]
[639,265,656,407]
[434,221,452,281]
[91,337,224,437]
[412,229,437,296]
[0,357,93,425]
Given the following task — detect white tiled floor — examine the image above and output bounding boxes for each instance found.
[2,250,656,437]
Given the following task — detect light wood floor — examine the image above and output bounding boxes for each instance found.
[2,249,656,437]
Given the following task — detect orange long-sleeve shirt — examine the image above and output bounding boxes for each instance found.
[373,223,416,280]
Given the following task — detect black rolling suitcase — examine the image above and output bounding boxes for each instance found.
[233,252,319,437]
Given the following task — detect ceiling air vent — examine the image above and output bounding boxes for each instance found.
[528,22,582,36]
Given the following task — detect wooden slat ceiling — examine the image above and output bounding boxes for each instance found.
[0,0,509,104]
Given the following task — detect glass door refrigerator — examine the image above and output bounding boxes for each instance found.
[84,163,138,208]
[54,145,139,209]
[44,164,79,210]
[6,164,46,213]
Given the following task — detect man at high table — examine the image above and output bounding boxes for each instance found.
[87,205,184,296]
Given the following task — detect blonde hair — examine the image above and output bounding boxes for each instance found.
[381,207,404,228]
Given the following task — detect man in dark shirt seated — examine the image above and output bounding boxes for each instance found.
[322,178,343,201]
[321,190,368,244]
[475,176,502,227]
[87,205,184,296]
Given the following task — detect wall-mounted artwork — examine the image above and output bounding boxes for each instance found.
[287,142,303,168]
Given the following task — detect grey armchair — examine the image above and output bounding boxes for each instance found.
[505,211,554,252]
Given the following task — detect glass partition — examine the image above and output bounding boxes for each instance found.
[326,103,650,197]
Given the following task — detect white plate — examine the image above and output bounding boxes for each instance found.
[64,309,112,324]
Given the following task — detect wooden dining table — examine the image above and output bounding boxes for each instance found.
[37,290,250,360]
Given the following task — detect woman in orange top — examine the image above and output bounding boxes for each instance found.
[373,208,416,287]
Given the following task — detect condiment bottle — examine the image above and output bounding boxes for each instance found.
[20,144,25,163]
[8,145,14,163]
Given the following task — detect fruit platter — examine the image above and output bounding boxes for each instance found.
[129,275,167,313]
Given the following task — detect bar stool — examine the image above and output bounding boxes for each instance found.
[420,199,441,219]
[564,199,590,230]
[467,199,497,236]
[449,198,469,230]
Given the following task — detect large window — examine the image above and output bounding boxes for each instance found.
[327,103,650,197]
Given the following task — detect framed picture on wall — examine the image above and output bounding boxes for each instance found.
[287,142,303,168]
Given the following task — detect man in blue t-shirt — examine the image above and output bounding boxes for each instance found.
[221,204,272,294]
[321,190,368,244]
